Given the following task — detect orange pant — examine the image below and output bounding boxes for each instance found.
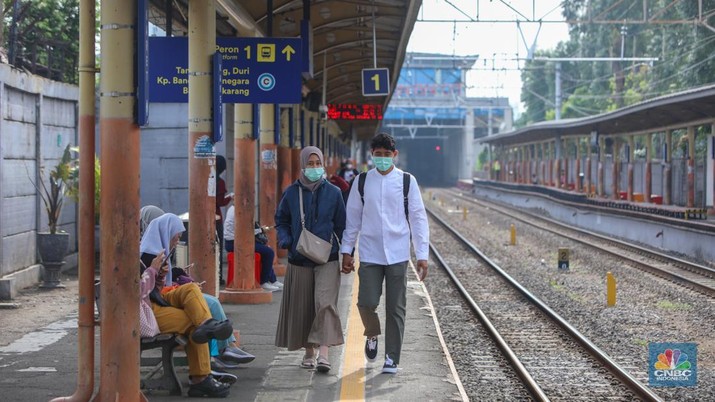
[151,283,211,376]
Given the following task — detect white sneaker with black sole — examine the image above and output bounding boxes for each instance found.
[364,336,378,362]
[382,354,398,374]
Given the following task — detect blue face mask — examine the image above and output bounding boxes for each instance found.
[303,167,325,182]
[373,156,394,172]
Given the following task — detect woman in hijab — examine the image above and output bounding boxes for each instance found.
[139,214,233,397]
[274,146,347,373]
[140,205,165,238]
[140,211,256,369]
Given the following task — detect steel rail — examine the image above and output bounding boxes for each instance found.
[428,242,550,402]
[427,207,664,402]
[446,189,715,297]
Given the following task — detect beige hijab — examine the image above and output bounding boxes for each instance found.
[298,146,325,192]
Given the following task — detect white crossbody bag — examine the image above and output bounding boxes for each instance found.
[296,188,336,265]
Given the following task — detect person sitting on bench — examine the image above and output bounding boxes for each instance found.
[141,209,256,369]
[140,250,233,398]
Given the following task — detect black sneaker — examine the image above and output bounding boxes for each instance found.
[382,354,398,374]
[187,375,231,397]
[364,336,378,362]
[210,370,238,385]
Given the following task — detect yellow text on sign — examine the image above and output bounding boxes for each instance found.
[371,74,381,91]
[257,44,275,62]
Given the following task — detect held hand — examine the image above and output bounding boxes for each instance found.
[341,254,354,274]
[150,250,166,270]
[416,260,428,281]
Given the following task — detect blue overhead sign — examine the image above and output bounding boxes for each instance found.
[362,68,390,96]
[149,36,302,104]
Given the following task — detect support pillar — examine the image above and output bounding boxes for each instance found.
[575,138,582,192]
[585,137,592,194]
[645,133,653,203]
[276,108,291,261]
[259,104,286,276]
[54,0,95,401]
[460,108,474,180]
[687,126,695,207]
[612,139,620,200]
[220,104,271,304]
[598,136,605,197]
[293,108,304,181]
[627,136,634,201]
[664,130,672,205]
[548,142,554,186]
[95,0,141,400]
[188,0,217,296]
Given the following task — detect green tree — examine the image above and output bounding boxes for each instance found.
[3,0,79,84]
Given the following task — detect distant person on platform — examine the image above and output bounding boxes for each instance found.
[340,132,429,374]
[216,155,233,285]
[224,205,282,292]
[338,160,359,183]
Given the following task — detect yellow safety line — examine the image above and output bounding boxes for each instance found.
[339,255,365,401]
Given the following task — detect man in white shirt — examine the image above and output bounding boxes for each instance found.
[340,133,429,374]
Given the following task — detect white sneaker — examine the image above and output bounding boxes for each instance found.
[261,282,279,291]
[271,281,284,289]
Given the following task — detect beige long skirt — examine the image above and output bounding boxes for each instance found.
[275,261,344,351]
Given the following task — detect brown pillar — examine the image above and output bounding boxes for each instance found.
[54,1,96,401]
[276,108,291,261]
[645,133,653,202]
[187,0,217,296]
[575,138,582,192]
[585,137,592,194]
[687,126,695,207]
[220,104,272,304]
[598,136,605,197]
[612,139,620,200]
[259,104,286,276]
[627,136,634,201]
[96,0,141,400]
[664,130,672,205]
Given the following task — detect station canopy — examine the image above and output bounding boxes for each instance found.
[148,0,421,141]
[481,84,715,147]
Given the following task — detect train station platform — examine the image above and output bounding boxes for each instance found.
[0,262,466,401]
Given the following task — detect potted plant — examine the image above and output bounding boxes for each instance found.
[29,144,78,288]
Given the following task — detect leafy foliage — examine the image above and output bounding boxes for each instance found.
[519,0,715,126]
[3,0,80,84]
[28,144,78,234]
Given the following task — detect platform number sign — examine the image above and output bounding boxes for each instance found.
[362,68,390,96]
[558,248,570,271]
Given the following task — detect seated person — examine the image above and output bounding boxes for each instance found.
[140,210,255,369]
[224,205,282,292]
[140,251,233,397]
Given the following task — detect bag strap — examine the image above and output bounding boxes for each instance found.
[358,171,411,220]
[298,187,306,229]
[357,172,367,204]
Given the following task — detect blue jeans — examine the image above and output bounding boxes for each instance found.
[203,293,235,355]
[225,240,277,284]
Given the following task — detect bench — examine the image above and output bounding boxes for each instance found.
[95,280,185,395]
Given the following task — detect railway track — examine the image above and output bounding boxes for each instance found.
[440,188,715,298]
[427,208,663,402]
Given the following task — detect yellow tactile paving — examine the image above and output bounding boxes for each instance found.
[339,254,365,401]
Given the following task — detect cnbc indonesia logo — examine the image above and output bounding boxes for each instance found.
[649,343,697,387]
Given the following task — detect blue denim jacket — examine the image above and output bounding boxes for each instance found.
[275,179,346,267]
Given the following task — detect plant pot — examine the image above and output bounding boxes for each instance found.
[37,232,70,263]
[37,232,69,289]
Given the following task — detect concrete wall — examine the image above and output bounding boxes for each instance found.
[0,64,79,288]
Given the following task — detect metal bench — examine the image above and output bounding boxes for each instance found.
[95,280,186,395]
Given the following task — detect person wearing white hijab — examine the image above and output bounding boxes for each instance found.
[140,212,256,369]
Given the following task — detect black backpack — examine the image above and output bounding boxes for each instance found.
[351,171,411,220]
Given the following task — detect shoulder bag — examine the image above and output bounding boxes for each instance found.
[296,188,333,265]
